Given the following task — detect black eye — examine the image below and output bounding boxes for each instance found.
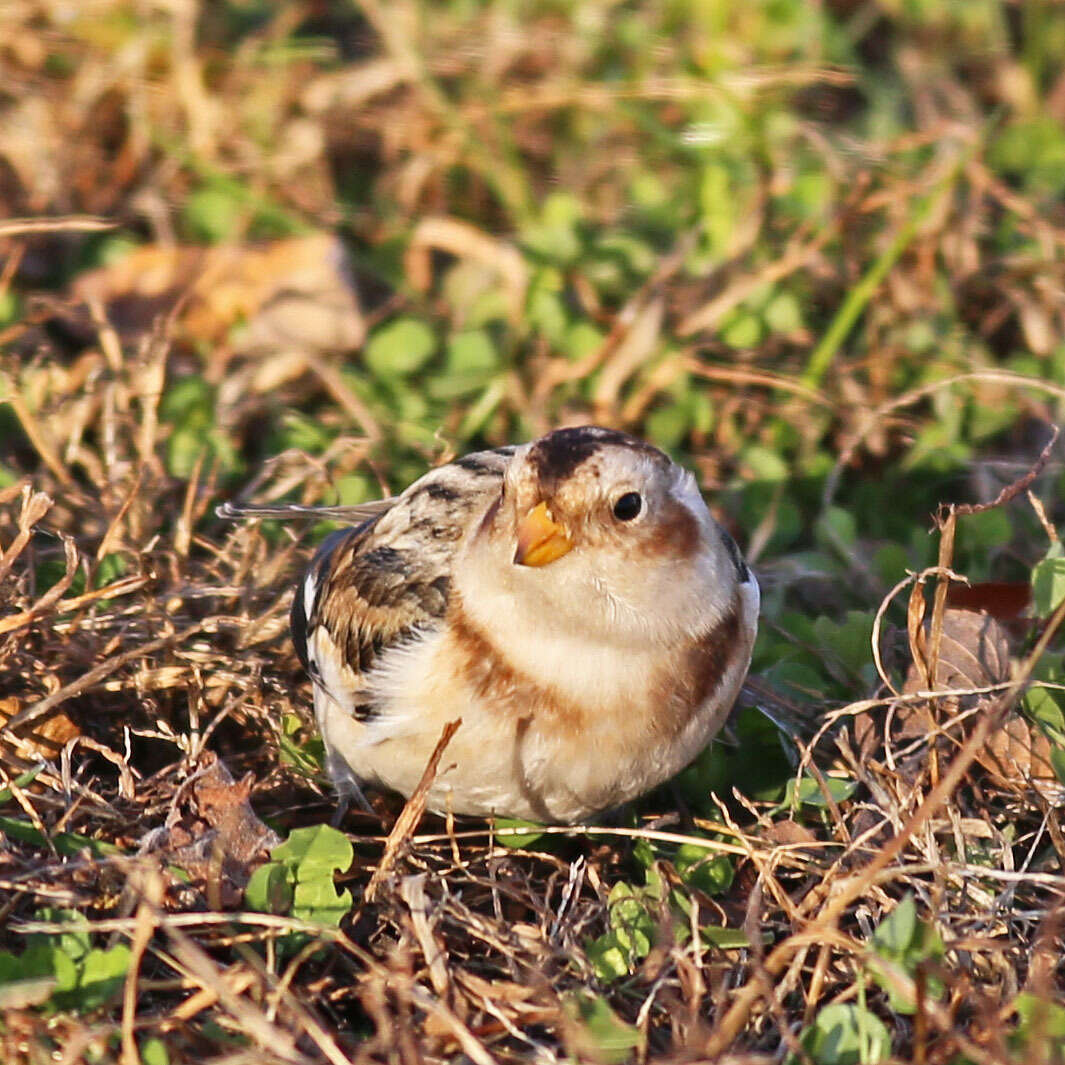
[612,492,642,521]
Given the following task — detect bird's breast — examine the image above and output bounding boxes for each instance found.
[349,587,756,822]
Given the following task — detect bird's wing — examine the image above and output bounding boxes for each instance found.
[291,445,517,718]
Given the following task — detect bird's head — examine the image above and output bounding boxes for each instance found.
[456,426,750,648]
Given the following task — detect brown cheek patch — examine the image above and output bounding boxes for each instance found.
[687,597,743,706]
[447,597,589,736]
[638,497,701,560]
[652,595,744,739]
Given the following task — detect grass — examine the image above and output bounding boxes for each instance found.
[2,0,1065,1061]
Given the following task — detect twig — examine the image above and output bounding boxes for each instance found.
[120,864,165,1065]
[365,718,462,902]
[0,488,53,583]
[165,926,311,1065]
[935,424,1059,523]
[0,216,119,237]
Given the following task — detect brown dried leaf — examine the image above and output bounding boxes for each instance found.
[903,607,1010,695]
[896,608,1060,796]
[979,715,1061,797]
[762,819,818,847]
[945,580,1032,622]
[71,234,364,359]
[906,578,929,689]
[0,696,80,760]
[150,753,280,904]
[191,760,280,869]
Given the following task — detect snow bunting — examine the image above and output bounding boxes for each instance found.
[290,426,759,823]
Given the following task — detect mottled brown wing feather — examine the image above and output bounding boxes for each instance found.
[291,446,516,718]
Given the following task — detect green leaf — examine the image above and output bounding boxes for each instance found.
[761,660,829,704]
[445,330,499,376]
[812,612,874,678]
[140,1037,170,1065]
[957,507,1012,551]
[1024,687,1065,740]
[606,882,655,960]
[52,944,131,1011]
[0,766,45,805]
[0,817,120,858]
[72,945,131,1010]
[0,946,53,984]
[673,843,734,896]
[493,818,545,849]
[588,877,663,980]
[247,825,353,927]
[1011,992,1065,1061]
[565,320,605,361]
[0,289,21,327]
[52,947,80,996]
[1026,668,1065,786]
[0,946,57,1009]
[781,774,857,811]
[989,116,1065,196]
[280,826,353,926]
[763,290,805,334]
[1050,746,1065,789]
[520,192,584,264]
[564,991,643,1064]
[741,444,789,483]
[631,837,656,873]
[867,893,945,1013]
[364,318,436,379]
[273,824,352,880]
[815,506,857,554]
[292,876,352,928]
[245,860,293,915]
[699,925,752,950]
[721,310,764,349]
[699,162,737,259]
[587,933,631,982]
[277,714,325,778]
[278,410,333,454]
[184,185,243,243]
[645,381,714,451]
[94,552,127,589]
[790,1003,892,1065]
[1023,685,1065,786]
[873,543,910,586]
[160,376,237,479]
[527,280,569,344]
[871,893,916,955]
[1032,555,1065,617]
[1013,991,1065,1036]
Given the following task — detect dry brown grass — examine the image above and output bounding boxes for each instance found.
[0,315,1062,1062]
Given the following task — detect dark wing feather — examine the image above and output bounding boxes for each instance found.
[292,446,516,717]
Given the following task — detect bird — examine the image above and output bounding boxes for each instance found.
[287,425,759,824]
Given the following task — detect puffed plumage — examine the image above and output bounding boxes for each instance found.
[290,426,759,823]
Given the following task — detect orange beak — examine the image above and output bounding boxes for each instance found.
[514,501,573,567]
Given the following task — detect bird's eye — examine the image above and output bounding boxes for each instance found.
[612,492,642,521]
